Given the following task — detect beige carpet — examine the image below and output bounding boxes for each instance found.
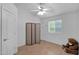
[16,40,72,55]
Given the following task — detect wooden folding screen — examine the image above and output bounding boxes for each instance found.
[26,23,40,45]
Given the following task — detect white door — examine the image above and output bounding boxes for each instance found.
[2,8,17,55]
[7,11,17,54]
[2,9,8,55]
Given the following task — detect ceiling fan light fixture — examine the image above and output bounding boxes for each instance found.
[37,11,46,15]
[32,3,48,16]
[38,6,41,9]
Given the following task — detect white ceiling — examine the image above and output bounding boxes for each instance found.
[15,3,79,18]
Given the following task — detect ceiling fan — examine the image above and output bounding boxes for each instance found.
[32,3,48,15]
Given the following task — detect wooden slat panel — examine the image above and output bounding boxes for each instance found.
[35,23,40,43]
[31,23,35,44]
[26,23,32,45]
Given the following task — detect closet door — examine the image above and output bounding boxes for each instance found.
[26,23,32,45]
[31,23,35,44]
[35,23,40,43]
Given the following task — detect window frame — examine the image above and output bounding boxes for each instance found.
[48,20,62,33]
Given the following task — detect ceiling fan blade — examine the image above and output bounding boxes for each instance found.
[43,9,48,11]
[32,10,39,11]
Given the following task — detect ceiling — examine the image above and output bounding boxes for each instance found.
[15,3,79,18]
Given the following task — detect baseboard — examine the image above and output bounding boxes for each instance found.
[41,39,62,46]
[41,40,62,47]
[18,43,25,47]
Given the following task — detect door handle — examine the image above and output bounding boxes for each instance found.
[3,39,8,42]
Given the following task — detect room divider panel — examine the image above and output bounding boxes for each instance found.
[31,23,36,44]
[26,23,32,45]
[35,23,40,44]
[26,23,40,45]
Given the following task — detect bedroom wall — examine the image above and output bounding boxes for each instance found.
[0,4,1,55]
[41,11,79,45]
[76,11,79,42]
[16,4,79,46]
[17,7,40,47]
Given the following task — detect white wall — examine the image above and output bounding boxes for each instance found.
[17,7,40,47]
[41,11,79,45]
[76,11,79,42]
[0,4,1,55]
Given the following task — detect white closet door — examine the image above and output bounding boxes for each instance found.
[2,7,17,55]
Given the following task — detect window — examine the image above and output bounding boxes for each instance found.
[48,20,62,33]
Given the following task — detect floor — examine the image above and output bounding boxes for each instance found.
[16,40,71,55]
